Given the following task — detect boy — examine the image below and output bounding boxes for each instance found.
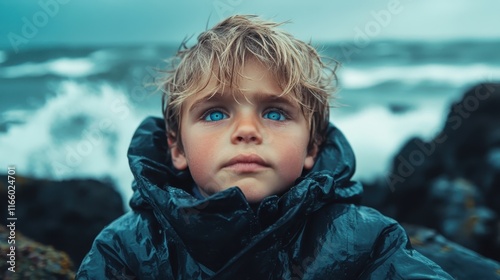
[77,15,452,279]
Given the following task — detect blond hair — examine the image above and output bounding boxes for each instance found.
[161,15,337,151]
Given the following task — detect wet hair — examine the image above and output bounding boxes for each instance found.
[161,15,338,152]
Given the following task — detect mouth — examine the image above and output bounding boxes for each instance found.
[222,154,270,173]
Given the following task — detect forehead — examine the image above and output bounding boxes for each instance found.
[187,90,298,110]
[185,59,297,104]
[177,56,307,118]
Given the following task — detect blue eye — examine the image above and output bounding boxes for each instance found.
[204,110,228,122]
[263,110,286,121]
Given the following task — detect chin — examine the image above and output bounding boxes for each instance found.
[238,185,281,204]
[243,194,267,204]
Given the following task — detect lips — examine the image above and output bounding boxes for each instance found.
[222,154,270,173]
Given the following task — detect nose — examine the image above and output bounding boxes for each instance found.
[231,112,263,144]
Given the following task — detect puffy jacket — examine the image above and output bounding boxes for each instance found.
[77,117,453,279]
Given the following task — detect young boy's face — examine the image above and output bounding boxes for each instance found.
[169,59,317,203]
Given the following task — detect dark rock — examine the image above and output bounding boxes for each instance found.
[403,223,500,280]
[439,83,500,198]
[419,177,497,255]
[388,103,413,114]
[0,175,125,268]
[362,83,500,261]
[0,224,75,279]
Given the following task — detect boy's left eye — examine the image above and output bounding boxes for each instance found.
[203,110,228,122]
[263,110,286,121]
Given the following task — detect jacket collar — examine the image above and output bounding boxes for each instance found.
[127,116,362,270]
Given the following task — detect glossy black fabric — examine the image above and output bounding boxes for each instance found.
[77,117,453,279]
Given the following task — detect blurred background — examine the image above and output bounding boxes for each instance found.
[0,0,499,197]
[1,0,500,274]
[1,0,499,204]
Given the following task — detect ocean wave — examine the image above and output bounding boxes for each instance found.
[0,79,450,204]
[339,63,500,89]
[333,104,445,181]
[0,81,147,206]
[0,50,6,64]
[0,110,30,133]
[0,57,105,78]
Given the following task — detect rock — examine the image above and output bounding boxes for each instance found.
[362,83,500,261]
[0,175,125,268]
[439,83,500,196]
[0,224,75,279]
[388,103,414,114]
[403,223,500,280]
[416,177,497,255]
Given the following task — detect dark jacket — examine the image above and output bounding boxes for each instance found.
[77,117,452,279]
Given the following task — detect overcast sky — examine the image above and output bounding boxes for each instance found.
[1,0,499,50]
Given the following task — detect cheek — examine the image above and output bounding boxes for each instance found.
[182,132,219,184]
[277,149,307,175]
[274,134,310,177]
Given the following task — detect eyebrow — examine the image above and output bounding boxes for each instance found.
[188,94,222,113]
[188,92,297,113]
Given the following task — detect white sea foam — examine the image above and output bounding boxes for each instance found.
[1,109,30,124]
[0,81,148,206]
[0,82,451,207]
[340,63,500,89]
[0,57,103,78]
[333,104,446,182]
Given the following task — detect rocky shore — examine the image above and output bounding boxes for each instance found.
[362,83,500,277]
[0,224,75,279]
[0,175,125,277]
[1,83,499,278]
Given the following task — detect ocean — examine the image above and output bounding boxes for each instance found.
[1,40,499,205]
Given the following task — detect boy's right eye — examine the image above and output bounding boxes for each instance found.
[203,110,228,122]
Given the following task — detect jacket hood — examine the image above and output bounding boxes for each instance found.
[127,116,362,271]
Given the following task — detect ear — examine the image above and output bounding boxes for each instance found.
[304,143,318,170]
[168,136,188,170]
